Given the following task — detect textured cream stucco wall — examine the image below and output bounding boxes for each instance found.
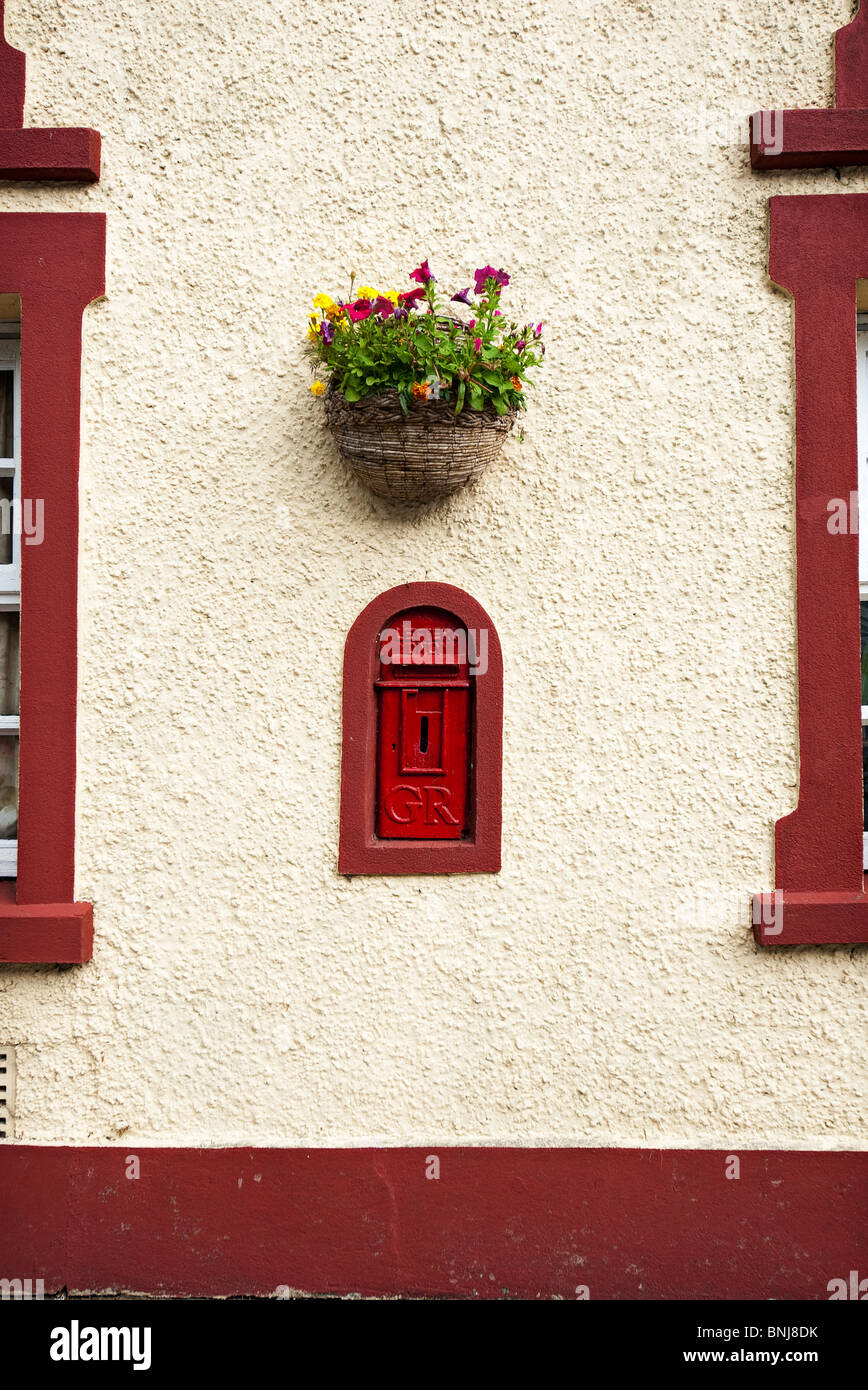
[0,0,864,1147]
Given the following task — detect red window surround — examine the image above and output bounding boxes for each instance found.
[339,582,502,874]
[0,213,105,964]
[753,194,868,946]
[750,3,868,171]
[0,1,100,182]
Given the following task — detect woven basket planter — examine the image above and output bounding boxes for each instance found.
[325,389,516,501]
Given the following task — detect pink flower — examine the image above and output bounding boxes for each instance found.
[398,287,427,306]
[534,322,543,337]
[468,319,476,330]
[473,265,510,295]
[409,259,435,284]
[346,298,373,322]
[474,337,482,352]
[494,310,503,316]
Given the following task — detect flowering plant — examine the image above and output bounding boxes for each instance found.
[305,261,544,417]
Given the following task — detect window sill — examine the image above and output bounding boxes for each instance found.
[0,127,100,182]
[750,109,868,170]
[752,884,868,947]
[0,899,93,963]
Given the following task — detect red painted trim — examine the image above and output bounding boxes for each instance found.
[0,128,100,183]
[836,0,868,111]
[750,4,868,170]
[1,1146,863,1299]
[339,583,502,874]
[0,1,100,182]
[0,1,24,129]
[753,889,868,947]
[753,194,868,946]
[0,903,93,963]
[0,213,105,964]
[750,109,868,170]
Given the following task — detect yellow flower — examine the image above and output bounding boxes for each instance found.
[384,290,399,304]
[357,286,377,300]
[306,325,319,340]
[313,293,334,310]
[310,381,326,396]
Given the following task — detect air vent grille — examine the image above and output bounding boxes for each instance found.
[0,1046,16,1140]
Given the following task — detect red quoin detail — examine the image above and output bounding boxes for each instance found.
[0,0,25,129]
[750,2,868,170]
[0,0,100,182]
[752,194,868,946]
[836,0,868,110]
[339,583,502,874]
[376,608,470,840]
[0,213,105,964]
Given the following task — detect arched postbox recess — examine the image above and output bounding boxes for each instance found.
[339,582,502,874]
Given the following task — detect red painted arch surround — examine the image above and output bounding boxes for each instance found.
[339,582,502,874]
[0,212,105,963]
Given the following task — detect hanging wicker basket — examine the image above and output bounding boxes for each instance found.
[324,388,516,501]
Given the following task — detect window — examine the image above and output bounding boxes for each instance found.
[0,212,104,964]
[0,314,19,878]
[860,313,868,869]
[752,195,868,944]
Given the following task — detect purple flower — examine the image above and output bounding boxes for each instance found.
[409,259,435,284]
[515,339,526,351]
[320,320,335,344]
[473,265,510,295]
[451,287,473,306]
[393,306,409,321]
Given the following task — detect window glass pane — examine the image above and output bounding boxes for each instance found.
[0,476,11,567]
[0,735,17,839]
[0,612,19,716]
[0,371,11,458]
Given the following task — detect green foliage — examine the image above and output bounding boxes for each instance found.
[305,265,545,418]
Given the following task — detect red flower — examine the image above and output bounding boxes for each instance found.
[373,296,396,318]
[346,299,373,322]
[409,259,435,284]
[398,287,427,306]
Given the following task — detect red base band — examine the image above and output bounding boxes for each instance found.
[1,1146,863,1299]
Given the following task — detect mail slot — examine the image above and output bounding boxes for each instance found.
[376,608,470,839]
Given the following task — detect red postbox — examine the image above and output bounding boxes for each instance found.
[376,608,470,839]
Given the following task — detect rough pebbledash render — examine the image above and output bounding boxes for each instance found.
[0,0,862,1166]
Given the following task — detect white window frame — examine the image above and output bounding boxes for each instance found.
[0,325,21,878]
[858,314,868,868]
